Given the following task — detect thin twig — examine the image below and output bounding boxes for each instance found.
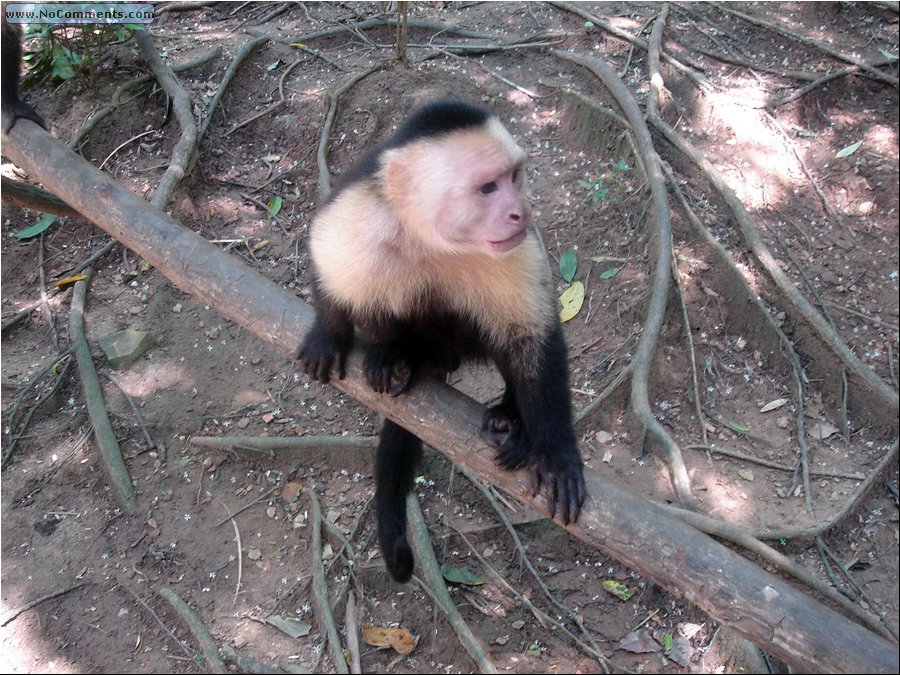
[757,439,898,542]
[672,246,708,446]
[225,58,304,136]
[0,582,85,627]
[655,499,895,641]
[220,502,244,609]
[97,129,158,171]
[684,445,865,481]
[213,483,281,527]
[36,233,60,349]
[816,537,898,641]
[3,350,73,467]
[453,527,611,672]
[101,369,156,450]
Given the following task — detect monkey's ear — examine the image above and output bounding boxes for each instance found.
[383,149,411,207]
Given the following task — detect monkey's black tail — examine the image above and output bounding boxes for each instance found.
[375,419,422,582]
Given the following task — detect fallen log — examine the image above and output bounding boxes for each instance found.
[2,118,896,674]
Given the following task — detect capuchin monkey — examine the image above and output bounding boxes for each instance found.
[1,11,45,133]
[300,100,587,582]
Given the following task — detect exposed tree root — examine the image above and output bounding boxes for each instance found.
[134,30,199,209]
[710,2,899,87]
[199,36,268,142]
[316,65,382,202]
[407,493,497,674]
[306,486,351,674]
[552,47,696,509]
[69,270,136,512]
[158,587,229,674]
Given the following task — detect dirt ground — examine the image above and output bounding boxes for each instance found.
[1,2,898,673]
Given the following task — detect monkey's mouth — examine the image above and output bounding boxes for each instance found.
[486,229,527,253]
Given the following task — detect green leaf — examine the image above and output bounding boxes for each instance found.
[614,159,632,172]
[440,564,486,586]
[599,267,620,280]
[726,421,750,434]
[559,250,577,283]
[835,140,862,159]
[266,195,283,217]
[559,281,585,323]
[51,46,75,80]
[663,633,674,652]
[15,213,56,240]
[601,579,634,601]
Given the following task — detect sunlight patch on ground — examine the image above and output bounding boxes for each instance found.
[114,359,194,398]
[704,81,794,209]
[0,614,81,674]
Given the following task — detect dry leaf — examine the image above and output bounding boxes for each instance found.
[617,628,661,654]
[760,398,788,413]
[362,624,416,655]
[559,281,585,322]
[809,422,839,439]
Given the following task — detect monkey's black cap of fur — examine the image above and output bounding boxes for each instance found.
[390,100,492,146]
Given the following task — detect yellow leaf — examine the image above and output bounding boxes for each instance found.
[559,281,585,322]
[52,272,88,288]
[362,624,416,655]
[251,239,270,253]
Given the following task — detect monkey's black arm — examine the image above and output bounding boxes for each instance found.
[298,282,354,383]
[490,321,586,524]
[1,17,46,133]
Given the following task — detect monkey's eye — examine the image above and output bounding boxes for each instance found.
[512,168,520,182]
[479,181,499,195]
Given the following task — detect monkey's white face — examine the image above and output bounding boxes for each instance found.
[383,119,531,257]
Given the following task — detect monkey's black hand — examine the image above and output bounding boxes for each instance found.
[1,100,45,134]
[491,423,587,524]
[363,344,413,396]
[481,403,520,450]
[529,451,586,525]
[298,324,348,384]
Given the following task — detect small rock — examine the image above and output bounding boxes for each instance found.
[857,200,875,215]
[98,329,156,369]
